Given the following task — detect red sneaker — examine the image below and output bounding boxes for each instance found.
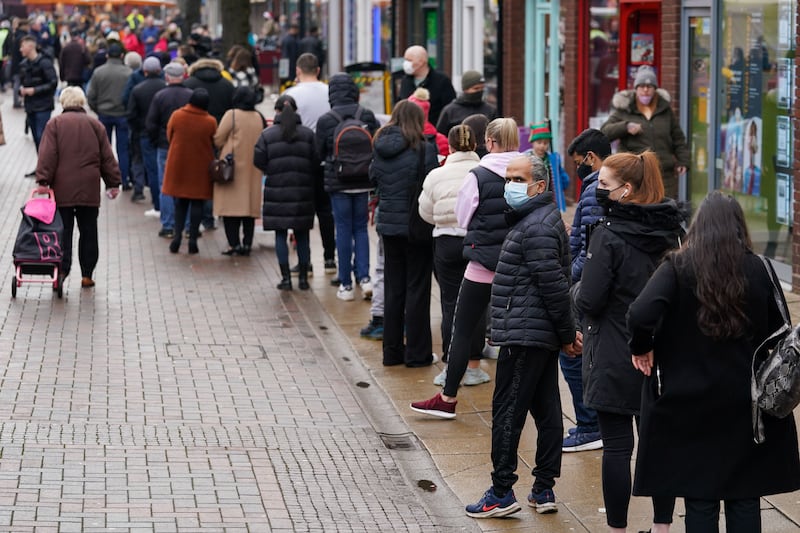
[410,393,457,419]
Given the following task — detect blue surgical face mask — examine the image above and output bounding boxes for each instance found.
[504,181,532,209]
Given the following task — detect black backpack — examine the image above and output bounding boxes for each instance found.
[329,108,373,181]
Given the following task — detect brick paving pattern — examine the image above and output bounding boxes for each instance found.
[0,101,438,531]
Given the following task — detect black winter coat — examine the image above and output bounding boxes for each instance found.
[20,53,58,113]
[145,84,193,149]
[183,60,235,123]
[628,254,800,499]
[316,73,381,193]
[253,114,320,231]
[398,68,456,127]
[369,126,439,237]
[576,199,686,415]
[491,192,575,350]
[127,76,166,133]
[435,95,498,136]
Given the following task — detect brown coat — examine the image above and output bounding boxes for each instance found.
[162,104,217,200]
[35,107,122,207]
[212,108,265,218]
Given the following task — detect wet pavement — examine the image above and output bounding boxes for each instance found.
[0,93,798,532]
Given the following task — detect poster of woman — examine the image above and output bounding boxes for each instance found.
[742,118,762,196]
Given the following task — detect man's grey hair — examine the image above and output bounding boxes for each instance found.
[528,154,550,190]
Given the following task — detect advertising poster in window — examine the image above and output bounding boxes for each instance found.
[777,58,793,110]
[778,0,793,51]
[777,173,792,225]
[722,117,744,192]
[742,118,762,196]
[777,116,792,168]
[631,33,655,65]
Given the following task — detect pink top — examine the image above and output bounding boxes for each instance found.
[455,150,522,283]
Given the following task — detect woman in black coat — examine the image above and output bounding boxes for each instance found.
[370,100,439,367]
[628,191,800,532]
[253,95,319,291]
[575,151,686,533]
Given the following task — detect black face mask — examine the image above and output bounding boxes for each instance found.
[596,183,625,209]
[462,91,483,103]
[577,163,594,180]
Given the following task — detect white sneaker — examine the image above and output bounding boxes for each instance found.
[144,209,160,218]
[359,278,372,300]
[482,342,500,359]
[433,367,447,386]
[336,285,354,301]
[463,367,491,386]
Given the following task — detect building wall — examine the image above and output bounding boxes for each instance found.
[502,1,526,124]
[561,0,580,181]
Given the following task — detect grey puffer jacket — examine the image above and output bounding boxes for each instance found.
[369,126,439,237]
[490,191,575,350]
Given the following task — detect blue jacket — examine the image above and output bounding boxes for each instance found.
[568,169,604,282]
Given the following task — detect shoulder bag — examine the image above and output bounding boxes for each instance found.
[751,255,800,443]
[210,110,235,184]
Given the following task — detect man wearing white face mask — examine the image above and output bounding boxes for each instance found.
[398,45,456,127]
[600,67,689,199]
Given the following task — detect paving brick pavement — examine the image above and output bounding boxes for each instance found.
[0,98,476,532]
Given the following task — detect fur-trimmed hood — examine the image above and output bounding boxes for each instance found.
[188,58,225,77]
[611,88,672,111]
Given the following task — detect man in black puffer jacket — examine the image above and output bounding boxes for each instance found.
[316,73,381,300]
[465,154,580,520]
[183,58,234,124]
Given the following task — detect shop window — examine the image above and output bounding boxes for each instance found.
[587,0,620,129]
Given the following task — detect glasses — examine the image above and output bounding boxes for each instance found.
[573,153,591,166]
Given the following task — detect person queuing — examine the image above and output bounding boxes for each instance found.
[410,118,522,416]
[627,191,800,533]
[398,45,456,127]
[574,150,687,533]
[464,154,579,519]
[369,100,439,367]
[254,94,319,290]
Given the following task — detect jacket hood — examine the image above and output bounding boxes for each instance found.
[188,58,224,80]
[328,73,358,106]
[479,150,522,177]
[374,126,412,159]
[611,88,672,111]
[604,199,689,254]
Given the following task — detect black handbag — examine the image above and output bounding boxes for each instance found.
[407,141,434,245]
[751,255,800,443]
[210,110,235,184]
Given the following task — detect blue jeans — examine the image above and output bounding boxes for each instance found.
[98,114,130,184]
[330,191,370,287]
[140,136,159,210]
[275,229,310,265]
[560,352,598,432]
[27,110,51,152]
[156,148,175,230]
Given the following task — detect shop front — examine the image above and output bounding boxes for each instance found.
[681,0,795,279]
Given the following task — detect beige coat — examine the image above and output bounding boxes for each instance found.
[213,108,265,217]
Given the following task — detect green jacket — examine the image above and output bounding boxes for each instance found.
[600,89,690,174]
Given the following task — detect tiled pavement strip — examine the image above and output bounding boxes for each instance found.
[0,98,477,532]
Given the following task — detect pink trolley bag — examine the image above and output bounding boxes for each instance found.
[11,189,64,298]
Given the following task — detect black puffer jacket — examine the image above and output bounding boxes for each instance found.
[20,53,58,113]
[491,192,575,350]
[315,73,381,193]
[253,113,320,231]
[576,199,687,415]
[369,126,439,237]
[435,95,498,136]
[183,59,235,123]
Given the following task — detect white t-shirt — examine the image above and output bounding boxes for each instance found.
[283,81,331,132]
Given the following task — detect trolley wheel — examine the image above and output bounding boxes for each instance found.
[11,276,16,299]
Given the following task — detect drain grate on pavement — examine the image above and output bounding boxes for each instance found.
[379,432,420,451]
[166,343,267,359]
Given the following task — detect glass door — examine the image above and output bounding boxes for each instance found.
[683,13,712,206]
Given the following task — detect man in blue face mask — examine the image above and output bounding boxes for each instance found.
[465,154,581,519]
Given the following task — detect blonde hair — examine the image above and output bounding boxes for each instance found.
[485,117,519,151]
[59,86,87,108]
[412,87,430,101]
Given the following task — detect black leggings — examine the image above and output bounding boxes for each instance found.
[58,205,99,278]
[174,198,203,241]
[223,216,255,248]
[596,410,675,528]
[443,279,490,397]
